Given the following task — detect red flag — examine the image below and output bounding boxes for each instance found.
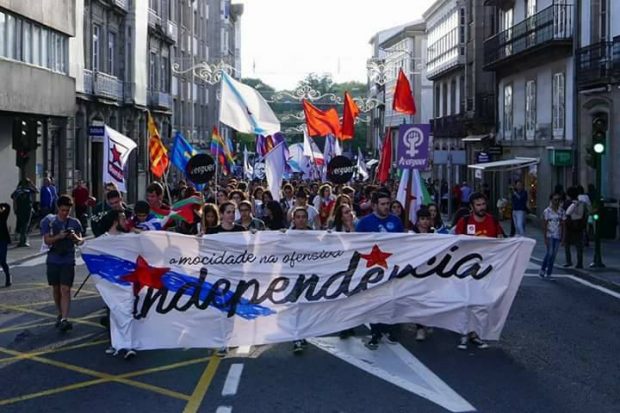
[377,129,392,184]
[302,99,342,138]
[341,92,360,141]
[393,69,416,115]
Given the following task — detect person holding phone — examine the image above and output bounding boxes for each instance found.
[41,195,83,332]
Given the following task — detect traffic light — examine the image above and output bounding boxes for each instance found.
[592,113,608,155]
[15,150,30,168]
[12,118,28,151]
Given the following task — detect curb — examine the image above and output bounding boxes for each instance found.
[531,255,620,294]
[7,235,95,267]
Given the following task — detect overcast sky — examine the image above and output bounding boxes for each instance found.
[236,0,436,90]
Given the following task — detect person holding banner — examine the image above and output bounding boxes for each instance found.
[290,206,312,354]
[200,203,220,235]
[236,200,266,231]
[206,202,245,235]
[410,208,435,342]
[356,190,404,350]
[263,201,286,230]
[288,188,319,229]
[454,192,504,350]
[390,200,408,228]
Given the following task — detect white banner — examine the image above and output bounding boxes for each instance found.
[102,126,137,193]
[82,232,534,350]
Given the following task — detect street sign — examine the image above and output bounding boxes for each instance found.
[185,153,215,184]
[476,152,491,163]
[327,156,355,184]
[549,148,573,166]
[89,125,105,136]
[397,124,430,169]
[487,145,503,156]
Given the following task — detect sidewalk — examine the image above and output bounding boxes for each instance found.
[501,218,620,293]
[6,228,93,266]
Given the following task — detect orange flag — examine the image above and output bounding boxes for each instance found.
[148,112,169,178]
[393,69,417,115]
[341,92,360,141]
[302,99,342,138]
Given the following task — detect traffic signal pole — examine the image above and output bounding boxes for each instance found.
[590,153,605,268]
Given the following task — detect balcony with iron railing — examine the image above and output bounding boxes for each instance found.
[484,3,573,70]
[83,69,93,94]
[94,72,124,101]
[148,89,173,110]
[430,114,467,139]
[165,19,178,42]
[112,0,128,12]
[576,36,620,89]
[148,8,161,29]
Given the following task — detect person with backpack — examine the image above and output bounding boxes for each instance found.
[563,187,587,269]
[0,203,12,287]
[11,179,38,247]
[453,192,504,350]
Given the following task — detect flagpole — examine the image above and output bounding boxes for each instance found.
[403,169,413,230]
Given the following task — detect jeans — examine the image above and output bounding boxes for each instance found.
[541,237,560,276]
[16,211,32,246]
[0,241,9,283]
[512,210,526,236]
[565,234,584,268]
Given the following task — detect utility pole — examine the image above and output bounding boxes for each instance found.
[590,113,606,268]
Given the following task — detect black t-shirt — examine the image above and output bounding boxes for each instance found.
[206,224,246,234]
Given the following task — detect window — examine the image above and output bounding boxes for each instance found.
[92,24,100,71]
[6,14,14,59]
[503,84,513,139]
[450,79,457,115]
[0,12,6,57]
[552,72,565,139]
[22,22,31,63]
[600,0,609,41]
[32,25,40,66]
[442,82,448,117]
[434,85,440,118]
[161,56,169,91]
[108,31,116,75]
[149,51,156,90]
[526,0,536,17]
[14,17,21,61]
[525,80,536,140]
[41,28,48,68]
[55,32,63,72]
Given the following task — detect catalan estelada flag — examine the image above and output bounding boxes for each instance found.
[148,112,169,178]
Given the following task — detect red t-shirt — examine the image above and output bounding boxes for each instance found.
[72,186,90,207]
[454,214,503,238]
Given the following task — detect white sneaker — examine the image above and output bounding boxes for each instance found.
[105,346,116,355]
[457,336,468,350]
[416,328,427,341]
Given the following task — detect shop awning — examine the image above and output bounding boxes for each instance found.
[461,134,490,142]
[468,157,539,172]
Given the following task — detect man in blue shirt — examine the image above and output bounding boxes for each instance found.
[511,179,528,236]
[355,190,404,350]
[41,195,83,332]
[40,177,58,217]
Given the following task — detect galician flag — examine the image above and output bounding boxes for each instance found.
[357,147,369,181]
[219,72,280,136]
[265,142,287,202]
[396,168,432,227]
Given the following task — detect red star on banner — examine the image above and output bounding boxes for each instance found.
[111,145,123,166]
[360,245,393,269]
[122,256,170,295]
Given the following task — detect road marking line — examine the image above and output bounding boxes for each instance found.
[0,304,104,328]
[0,354,212,406]
[563,274,620,299]
[310,337,476,413]
[183,356,221,413]
[0,286,48,294]
[0,339,110,364]
[216,407,232,413]
[0,346,190,401]
[221,363,244,396]
[0,378,110,406]
[235,345,252,355]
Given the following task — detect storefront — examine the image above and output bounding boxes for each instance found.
[468,157,540,217]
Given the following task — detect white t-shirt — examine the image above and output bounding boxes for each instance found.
[543,206,565,239]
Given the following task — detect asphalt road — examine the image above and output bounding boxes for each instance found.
[0,255,619,413]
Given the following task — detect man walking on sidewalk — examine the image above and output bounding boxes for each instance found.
[564,187,587,269]
[540,194,565,279]
[511,180,528,236]
[41,195,83,332]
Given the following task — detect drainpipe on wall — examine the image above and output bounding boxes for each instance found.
[572,0,581,185]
